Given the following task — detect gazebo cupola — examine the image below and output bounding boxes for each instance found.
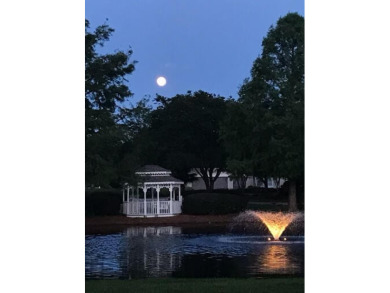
[121,165,184,217]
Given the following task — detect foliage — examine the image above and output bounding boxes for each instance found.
[246,202,289,212]
[258,13,304,181]
[85,19,144,188]
[182,193,248,215]
[117,98,152,140]
[220,100,254,189]
[85,20,136,111]
[225,159,252,190]
[138,91,228,190]
[85,189,123,216]
[228,13,304,210]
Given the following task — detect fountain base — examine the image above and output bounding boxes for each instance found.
[268,237,288,241]
[218,235,304,245]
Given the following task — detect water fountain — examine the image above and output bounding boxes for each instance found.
[249,211,302,241]
[230,211,304,241]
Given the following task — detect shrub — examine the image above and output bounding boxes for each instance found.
[183,189,243,196]
[280,181,304,204]
[85,189,123,216]
[182,193,248,215]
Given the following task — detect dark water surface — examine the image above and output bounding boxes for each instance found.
[85,226,304,279]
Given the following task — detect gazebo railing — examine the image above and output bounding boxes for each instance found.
[123,199,181,216]
[171,201,181,214]
[159,201,170,214]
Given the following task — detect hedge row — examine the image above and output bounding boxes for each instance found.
[182,193,248,215]
[85,189,122,216]
[85,189,302,217]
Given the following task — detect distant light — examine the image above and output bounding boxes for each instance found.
[283,237,287,241]
[156,76,167,87]
[267,237,272,241]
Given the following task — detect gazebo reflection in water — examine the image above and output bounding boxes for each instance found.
[124,226,182,237]
[123,226,183,278]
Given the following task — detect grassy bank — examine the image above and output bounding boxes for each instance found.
[85,278,304,293]
[85,214,236,234]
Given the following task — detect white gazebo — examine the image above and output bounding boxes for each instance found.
[121,165,184,217]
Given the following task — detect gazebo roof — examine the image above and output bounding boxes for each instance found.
[136,165,171,173]
[140,175,184,184]
[135,165,184,184]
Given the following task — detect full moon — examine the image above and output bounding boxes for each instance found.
[156,76,167,87]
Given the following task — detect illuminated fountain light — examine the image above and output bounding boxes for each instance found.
[249,211,302,241]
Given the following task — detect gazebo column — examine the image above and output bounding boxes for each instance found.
[151,187,154,213]
[143,186,147,216]
[122,188,125,215]
[126,185,130,215]
[179,185,182,202]
[156,185,160,216]
[169,185,173,214]
[136,186,140,214]
[130,187,134,214]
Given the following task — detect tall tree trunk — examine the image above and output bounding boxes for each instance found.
[194,167,222,192]
[239,176,247,191]
[208,168,215,191]
[205,176,213,191]
[203,175,211,191]
[288,179,298,211]
[275,177,281,189]
[262,177,268,189]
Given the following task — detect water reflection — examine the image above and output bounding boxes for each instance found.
[123,228,183,278]
[85,226,304,279]
[124,226,182,237]
[254,245,301,274]
[261,245,290,271]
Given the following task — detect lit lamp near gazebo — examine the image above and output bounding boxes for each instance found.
[121,165,183,217]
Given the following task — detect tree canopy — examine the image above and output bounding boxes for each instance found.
[223,13,304,209]
[85,20,139,187]
[137,91,228,190]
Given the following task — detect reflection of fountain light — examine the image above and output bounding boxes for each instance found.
[259,245,290,272]
[250,211,301,241]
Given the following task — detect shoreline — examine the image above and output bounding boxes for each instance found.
[85,278,304,293]
[85,214,238,234]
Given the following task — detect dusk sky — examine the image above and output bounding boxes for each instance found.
[85,0,304,105]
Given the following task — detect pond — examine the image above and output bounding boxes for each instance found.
[85,226,304,279]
